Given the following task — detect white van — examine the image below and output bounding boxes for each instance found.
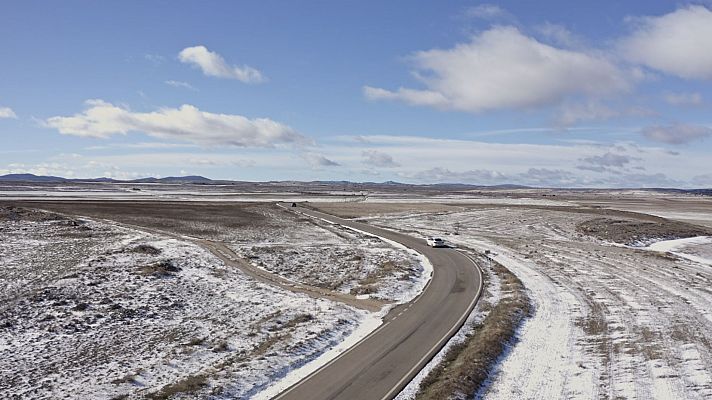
[426,237,446,247]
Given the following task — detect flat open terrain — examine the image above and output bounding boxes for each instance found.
[2,185,712,399]
[325,196,712,399]
[0,200,430,399]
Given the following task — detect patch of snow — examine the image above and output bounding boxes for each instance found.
[644,236,712,266]
[369,207,712,399]
[253,308,386,400]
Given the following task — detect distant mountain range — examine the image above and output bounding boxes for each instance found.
[1,173,710,194]
[0,173,536,189]
[0,173,217,184]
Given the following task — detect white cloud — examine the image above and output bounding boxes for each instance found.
[664,92,703,106]
[464,4,510,20]
[86,152,264,169]
[691,173,712,187]
[555,101,620,126]
[0,107,17,119]
[45,100,307,147]
[619,6,712,79]
[365,26,629,113]
[403,167,506,184]
[144,54,165,65]
[400,165,683,188]
[361,150,400,168]
[641,123,712,145]
[554,101,654,126]
[319,134,703,187]
[164,80,197,90]
[178,45,264,83]
[535,22,582,48]
[363,86,448,107]
[303,153,340,168]
[577,152,639,173]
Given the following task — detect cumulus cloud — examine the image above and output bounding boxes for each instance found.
[45,100,307,147]
[402,167,578,186]
[577,152,638,173]
[164,80,197,90]
[580,152,634,168]
[303,153,340,167]
[0,107,17,119]
[619,6,712,79]
[664,92,703,106]
[178,45,264,83]
[535,22,582,48]
[362,150,400,168]
[404,167,506,184]
[365,27,629,113]
[641,123,712,145]
[401,165,682,188]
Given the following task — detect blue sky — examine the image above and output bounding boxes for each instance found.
[1,1,711,187]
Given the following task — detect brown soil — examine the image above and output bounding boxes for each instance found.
[1,201,269,239]
[576,217,711,245]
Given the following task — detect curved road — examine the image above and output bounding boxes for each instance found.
[273,204,483,400]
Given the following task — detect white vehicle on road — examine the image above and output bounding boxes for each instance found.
[426,237,446,247]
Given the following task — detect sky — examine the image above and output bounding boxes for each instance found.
[1,1,712,188]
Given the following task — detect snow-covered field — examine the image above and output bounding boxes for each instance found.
[0,206,428,399]
[368,206,712,399]
[230,208,424,302]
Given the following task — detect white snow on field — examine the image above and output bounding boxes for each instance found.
[645,236,712,266]
[254,308,386,400]
[330,221,434,304]
[252,212,435,399]
[232,207,429,303]
[362,196,573,206]
[0,185,574,207]
[0,210,394,399]
[1,204,436,400]
[370,206,712,400]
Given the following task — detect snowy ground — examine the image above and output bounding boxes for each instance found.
[645,236,712,266]
[0,206,427,399]
[228,207,424,302]
[368,206,712,399]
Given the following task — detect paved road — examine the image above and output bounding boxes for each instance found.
[273,204,483,400]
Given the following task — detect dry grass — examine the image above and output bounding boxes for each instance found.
[351,260,408,295]
[146,374,209,400]
[415,257,531,399]
[576,217,710,245]
[3,200,270,239]
[131,244,162,256]
[136,260,181,277]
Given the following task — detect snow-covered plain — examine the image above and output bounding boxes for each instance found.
[645,236,712,266]
[369,206,712,399]
[230,208,425,302]
[0,206,429,400]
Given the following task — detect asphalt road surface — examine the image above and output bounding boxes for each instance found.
[274,204,483,400]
